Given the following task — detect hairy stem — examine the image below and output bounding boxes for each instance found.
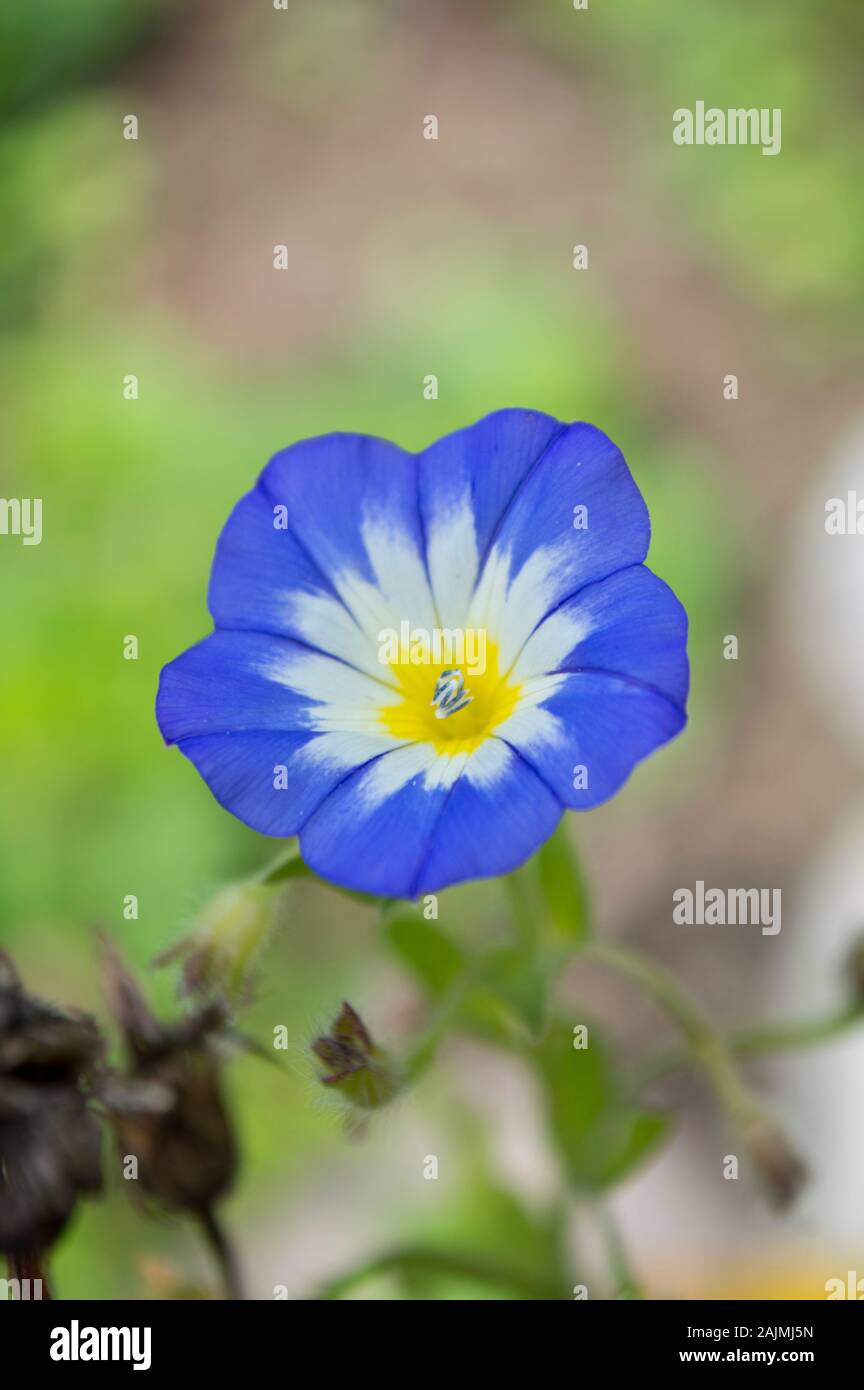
[641,1001,864,1086]
[580,939,763,1128]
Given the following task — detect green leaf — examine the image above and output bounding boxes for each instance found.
[588,1109,670,1188]
[535,822,590,942]
[535,1020,670,1192]
[479,946,549,1040]
[384,907,550,1048]
[384,905,464,996]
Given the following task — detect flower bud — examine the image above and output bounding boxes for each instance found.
[312,1002,401,1111]
[156,883,283,1004]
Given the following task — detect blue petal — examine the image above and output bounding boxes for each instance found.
[502,673,686,810]
[300,743,561,897]
[409,747,562,896]
[418,408,563,549]
[518,563,689,707]
[300,756,449,897]
[492,418,650,602]
[172,730,326,837]
[157,630,319,741]
[156,630,404,837]
[209,432,435,664]
[208,485,340,643]
[258,432,421,589]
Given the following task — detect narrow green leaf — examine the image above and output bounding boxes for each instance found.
[589,1109,670,1188]
[535,1020,670,1192]
[536,822,591,942]
[481,946,549,1039]
[384,905,464,996]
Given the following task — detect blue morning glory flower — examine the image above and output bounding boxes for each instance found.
[156,409,688,898]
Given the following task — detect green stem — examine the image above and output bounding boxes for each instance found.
[597,1204,642,1300]
[642,1001,864,1086]
[316,1245,563,1300]
[504,868,539,945]
[402,961,488,1081]
[580,939,762,1128]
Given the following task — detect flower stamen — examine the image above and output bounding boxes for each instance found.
[431,668,473,720]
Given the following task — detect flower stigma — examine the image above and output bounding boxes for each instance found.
[431,668,473,720]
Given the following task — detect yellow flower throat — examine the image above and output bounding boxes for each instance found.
[378,639,521,755]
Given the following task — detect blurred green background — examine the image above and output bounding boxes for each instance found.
[1,0,862,1299]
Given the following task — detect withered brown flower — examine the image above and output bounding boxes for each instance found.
[98,939,241,1297]
[743,1113,808,1210]
[312,1002,401,1111]
[0,953,103,1296]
